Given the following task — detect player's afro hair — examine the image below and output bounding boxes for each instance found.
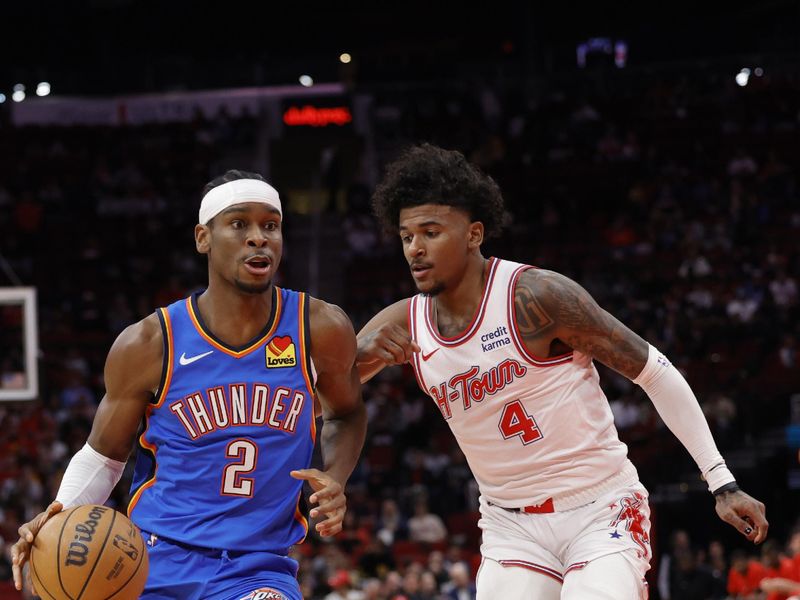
[371,143,508,238]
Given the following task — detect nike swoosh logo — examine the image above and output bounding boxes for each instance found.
[179,350,214,366]
[421,348,439,361]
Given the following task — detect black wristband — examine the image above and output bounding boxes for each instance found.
[712,481,740,496]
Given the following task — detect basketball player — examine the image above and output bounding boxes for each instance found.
[356,144,768,599]
[11,171,367,600]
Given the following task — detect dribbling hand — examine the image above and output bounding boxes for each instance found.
[290,469,346,537]
[714,489,768,544]
[11,501,63,591]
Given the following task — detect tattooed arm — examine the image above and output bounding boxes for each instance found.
[515,268,769,543]
[513,268,648,378]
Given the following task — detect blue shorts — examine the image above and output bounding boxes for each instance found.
[139,530,301,600]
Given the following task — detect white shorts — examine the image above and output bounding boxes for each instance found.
[478,481,651,585]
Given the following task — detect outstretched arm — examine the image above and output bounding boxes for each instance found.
[356,299,419,383]
[292,298,367,536]
[514,269,768,544]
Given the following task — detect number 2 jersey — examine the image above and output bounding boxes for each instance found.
[408,258,639,510]
[128,287,316,552]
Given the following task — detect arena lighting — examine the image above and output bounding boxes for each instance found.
[339,52,352,64]
[298,74,314,87]
[283,105,353,127]
[36,82,51,97]
[735,69,750,87]
[0,93,6,104]
[12,90,26,102]
[13,83,25,92]
[754,67,764,76]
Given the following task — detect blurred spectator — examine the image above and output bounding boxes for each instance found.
[325,570,363,600]
[658,529,692,599]
[703,393,738,448]
[408,498,447,544]
[382,571,404,598]
[427,551,449,588]
[728,149,759,177]
[419,571,440,599]
[678,249,712,279]
[727,287,761,323]
[707,541,729,599]
[400,569,424,600]
[441,562,476,600]
[344,214,380,259]
[757,539,800,600]
[0,538,11,581]
[728,549,765,598]
[610,394,643,430]
[779,336,798,369]
[770,271,798,309]
[358,538,396,579]
[669,548,719,600]
[377,499,408,545]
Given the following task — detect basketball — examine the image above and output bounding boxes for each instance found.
[29,505,149,600]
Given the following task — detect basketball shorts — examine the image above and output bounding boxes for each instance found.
[139,530,301,600]
[478,481,652,586]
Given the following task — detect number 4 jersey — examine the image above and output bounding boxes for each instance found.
[408,258,638,510]
[128,287,316,552]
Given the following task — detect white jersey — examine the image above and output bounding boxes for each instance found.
[408,258,638,510]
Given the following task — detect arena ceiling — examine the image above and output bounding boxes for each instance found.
[1,1,798,95]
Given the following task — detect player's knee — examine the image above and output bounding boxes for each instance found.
[476,558,561,600]
[561,552,647,600]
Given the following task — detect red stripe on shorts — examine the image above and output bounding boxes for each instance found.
[499,559,564,583]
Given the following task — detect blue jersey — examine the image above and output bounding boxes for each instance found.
[128,287,316,552]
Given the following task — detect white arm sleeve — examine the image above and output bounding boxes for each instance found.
[55,443,127,508]
[633,344,736,492]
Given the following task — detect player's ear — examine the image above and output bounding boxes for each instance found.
[195,223,211,254]
[467,221,484,249]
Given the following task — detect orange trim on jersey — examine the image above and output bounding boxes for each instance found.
[154,307,174,407]
[424,257,498,347]
[292,490,309,545]
[297,293,317,442]
[298,294,315,401]
[127,308,173,516]
[309,396,318,441]
[127,412,158,517]
[507,265,573,367]
[185,291,282,358]
[294,293,313,546]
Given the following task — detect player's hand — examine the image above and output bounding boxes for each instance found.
[11,501,63,591]
[290,469,346,537]
[714,489,768,544]
[357,324,420,368]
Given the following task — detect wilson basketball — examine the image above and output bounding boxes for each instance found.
[30,504,149,600]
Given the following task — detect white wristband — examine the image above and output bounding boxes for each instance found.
[55,443,127,508]
[633,345,736,493]
[704,464,736,493]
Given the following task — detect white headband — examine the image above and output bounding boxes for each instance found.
[199,178,282,225]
